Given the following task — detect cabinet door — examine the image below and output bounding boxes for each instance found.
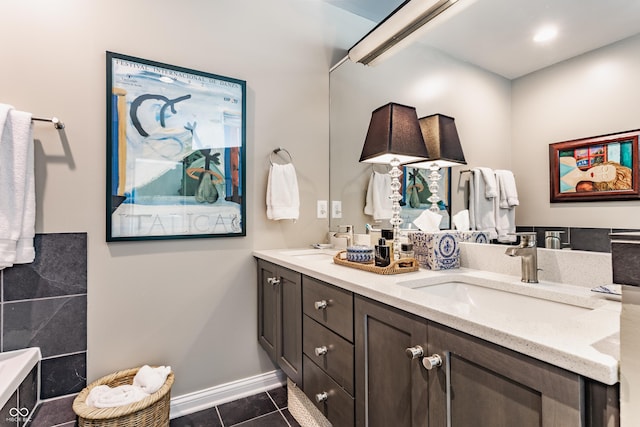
[277,266,302,385]
[257,259,278,361]
[257,260,302,385]
[355,296,429,427]
[428,322,583,427]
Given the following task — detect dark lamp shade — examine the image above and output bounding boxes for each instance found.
[359,103,429,164]
[409,113,466,168]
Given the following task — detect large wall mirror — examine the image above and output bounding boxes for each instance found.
[329,0,640,234]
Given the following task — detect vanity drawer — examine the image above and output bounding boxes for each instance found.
[303,276,353,342]
[303,315,354,395]
[303,355,354,427]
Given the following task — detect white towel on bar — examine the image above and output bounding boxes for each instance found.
[495,170,518,242]
[266,163,300,220]
[495,169,519,209]
[0,104,35,269]
[468,168,497,239]
[477,167,498,199]
[364,171,392,220]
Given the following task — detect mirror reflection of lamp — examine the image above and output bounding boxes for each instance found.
[408,114,467,212]
[359,103,430,260]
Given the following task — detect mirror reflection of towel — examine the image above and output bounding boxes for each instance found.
[469,168,497,239]
[364,171,392,220]
[495,170,518,243]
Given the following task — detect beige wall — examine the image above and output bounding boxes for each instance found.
[512,34,640,228]
[1,0,341,396]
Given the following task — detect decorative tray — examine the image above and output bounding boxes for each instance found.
[333,250,419,275]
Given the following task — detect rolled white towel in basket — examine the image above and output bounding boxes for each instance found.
[133,365,172,394]
[86,384,149,408]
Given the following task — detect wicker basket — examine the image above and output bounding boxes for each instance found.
[72,367,174,427]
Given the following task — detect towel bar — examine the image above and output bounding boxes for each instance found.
[31,116,65,130]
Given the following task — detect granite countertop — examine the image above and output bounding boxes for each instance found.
[253,248,620,385]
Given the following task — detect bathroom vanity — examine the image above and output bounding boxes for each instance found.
[255,247,620,427]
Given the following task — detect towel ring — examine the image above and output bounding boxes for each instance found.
[269,147,293,165]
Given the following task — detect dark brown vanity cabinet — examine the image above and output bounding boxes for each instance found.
[427,322,584,427]
[256,259,619,427]
[354,295,429,427]
[257,259,302,385]
[302,277,355,427]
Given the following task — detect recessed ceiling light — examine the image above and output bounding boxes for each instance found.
[533,26,558,43]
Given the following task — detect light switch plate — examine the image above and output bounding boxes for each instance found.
[332,200,342,218]
[317,200,328,218]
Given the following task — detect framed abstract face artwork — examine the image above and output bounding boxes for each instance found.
[549,130,640,203]
[106,52,246,241]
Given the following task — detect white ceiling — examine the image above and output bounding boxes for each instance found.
[328,0,640,79]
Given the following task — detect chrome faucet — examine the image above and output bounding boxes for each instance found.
[334,225,354,247]
[505,232,539,283]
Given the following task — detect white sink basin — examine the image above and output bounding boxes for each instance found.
[416,281,592,322]
[279,249,335,261]
[400,274,604,323]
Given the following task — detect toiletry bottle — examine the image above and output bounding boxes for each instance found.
[381,229,394,255]
[399,243,414,259]
[375,238,391,267]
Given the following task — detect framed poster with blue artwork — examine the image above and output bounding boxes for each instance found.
[106,52,246,241]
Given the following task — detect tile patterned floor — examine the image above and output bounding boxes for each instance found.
[25,385,300,427]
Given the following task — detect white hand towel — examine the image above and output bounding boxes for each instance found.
[0,104,35,269]
[495,170,519,208]
[495,195,516,243]
[86,384,150,408]
[477,167,498,199]
[133,365,172,394]
[469,169,497,239]
[266,163,299,221]
[494,170,517,242]
[364,171,392,220]
[12,109,35,264]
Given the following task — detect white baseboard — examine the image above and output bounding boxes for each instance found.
[169,370,286,419]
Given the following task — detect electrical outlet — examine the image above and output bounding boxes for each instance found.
[317,200,328,218]
[331,200,342,218]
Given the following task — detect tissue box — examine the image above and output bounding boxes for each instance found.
[408,231,460,270]
[456,231,489,244]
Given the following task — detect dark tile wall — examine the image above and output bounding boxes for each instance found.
[610,232,640,286]
[511,226,640,253]
[1,233,87,400]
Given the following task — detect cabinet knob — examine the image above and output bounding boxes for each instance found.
[421,354,443,370]
[314,300,328,310]
[315,392,328,403]
[405,345,424,359]
[267,277,280,286]
[314,346,328,356]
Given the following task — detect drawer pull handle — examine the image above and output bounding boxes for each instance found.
[422,354,443,370]
[267,277,280,286]
[314,346,328,356]
[405,345,424,359]
[314,300,328,310]
[315,392,328,403]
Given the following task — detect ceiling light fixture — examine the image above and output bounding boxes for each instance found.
[348,0,468,66]
[533,26,558,43]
